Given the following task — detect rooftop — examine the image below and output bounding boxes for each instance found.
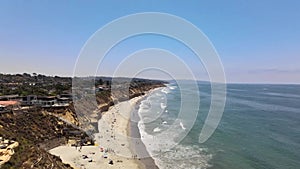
[0,101,20,107]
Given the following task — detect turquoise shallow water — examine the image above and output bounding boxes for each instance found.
[137,82,300,169]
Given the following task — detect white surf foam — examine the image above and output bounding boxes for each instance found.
[161,87,170,94]
[160,103,167,109]
[180,121,186,130]
[136,86,212,169]
[169,86,177,90]
[153,127,162,133]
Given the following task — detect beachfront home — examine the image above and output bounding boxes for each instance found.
[21,95,37,106]
[20,95,72,107]
[57,93,72,105]
[35,96,57,107]
[0,101,20,111]
[56,97,70,107]
[0,94,72,108]
[59,94,73,100]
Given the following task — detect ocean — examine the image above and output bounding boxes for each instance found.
[135,81,300,169]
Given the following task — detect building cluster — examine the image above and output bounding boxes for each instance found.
[0,94,73,112]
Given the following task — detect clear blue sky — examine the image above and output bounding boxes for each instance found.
[0,0,299,83]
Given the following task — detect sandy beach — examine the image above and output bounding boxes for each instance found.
[49,95,154,169]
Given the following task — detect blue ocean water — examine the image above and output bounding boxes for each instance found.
[137,81,300,169]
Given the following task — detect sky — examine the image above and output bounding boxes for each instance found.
[0,0,299,84]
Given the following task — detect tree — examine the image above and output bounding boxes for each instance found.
[98,79,103,85]
[106,80,110,86]
[23,73,31,77]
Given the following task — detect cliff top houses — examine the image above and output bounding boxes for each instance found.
[0,100,20,112]
[0,94,73,112]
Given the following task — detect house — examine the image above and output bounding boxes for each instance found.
[19,95,71,108]
[35,96,57,107]
[56,97,70,107]
[0,101,20,111]
[21,95,37,106]
[59,94,73,100]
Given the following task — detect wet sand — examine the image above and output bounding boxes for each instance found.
[128,100,159,169]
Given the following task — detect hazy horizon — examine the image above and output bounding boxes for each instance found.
[2,72,300,85]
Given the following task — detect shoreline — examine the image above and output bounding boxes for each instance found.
[49,89,160,169]
[128,98,159,169]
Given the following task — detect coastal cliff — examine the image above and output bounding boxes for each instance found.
[0,74,166,168]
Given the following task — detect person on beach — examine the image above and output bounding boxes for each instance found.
[79,142,83,152]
